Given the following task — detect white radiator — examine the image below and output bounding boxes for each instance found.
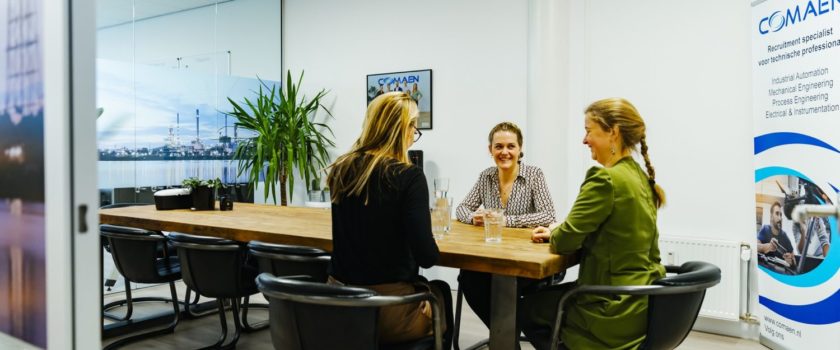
[658,235,743,321]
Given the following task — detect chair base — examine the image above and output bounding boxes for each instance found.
[104,296,176,321]
[458,337,532,350]
[239,295,269,332]
[195,298,245,350]
[461,339,489,350]
[102,281,180,350]
[183,288,223,319]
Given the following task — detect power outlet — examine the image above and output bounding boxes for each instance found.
[666,251,676,265]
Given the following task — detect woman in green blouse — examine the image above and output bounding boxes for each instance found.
[523,98,667,350]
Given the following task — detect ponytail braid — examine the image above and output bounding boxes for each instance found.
[640,136,666,208]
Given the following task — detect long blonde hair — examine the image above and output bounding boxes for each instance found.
[327,92,418,203]
[585,98,666,208]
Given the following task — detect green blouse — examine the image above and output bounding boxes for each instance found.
[544,157,665,349]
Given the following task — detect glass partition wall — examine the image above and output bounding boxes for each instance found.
[96,0,281,205]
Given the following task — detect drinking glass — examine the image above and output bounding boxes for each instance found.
[483,208,505,243]
[431,207,447,240]
[434,178,450,199]
[434,196,454,233]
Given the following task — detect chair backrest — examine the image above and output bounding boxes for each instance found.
[100,203,148,210]
[169,232,251,298]
[231,183,255,203]
[112,187,155,204]
[100,224,170,283]
[642,261,721,350]
[248,241,330,283]
[100,203,154,253]
[256,273,380,350]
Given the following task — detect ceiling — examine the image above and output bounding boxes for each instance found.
[97,0,235,29]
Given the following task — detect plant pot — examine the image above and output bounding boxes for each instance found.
[191,186,215,210]
[308,190,323,202]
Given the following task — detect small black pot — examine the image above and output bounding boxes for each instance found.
[191,186,215,210]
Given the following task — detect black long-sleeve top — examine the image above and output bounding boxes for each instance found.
[328,158,439,285]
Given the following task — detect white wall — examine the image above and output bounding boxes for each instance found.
[572,0,753,244]
[96,0,281,79]
[283,0,529,208]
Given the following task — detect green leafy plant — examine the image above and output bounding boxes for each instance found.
[181,177,203,189]
[181,177,225,211]
[182,177,225,190]
[229,71,334,206]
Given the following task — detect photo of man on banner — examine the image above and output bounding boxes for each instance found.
[756,176,832,275]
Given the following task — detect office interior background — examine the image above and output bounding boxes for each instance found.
[5,0,838,348]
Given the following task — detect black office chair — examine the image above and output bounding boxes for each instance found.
[256,273,444,350]
[101,203,181,322]
[245,240,331,331]
[247,241,331,282]
[101,203,210,322]
[104,202,152,296]
[169,232,265,349]
[100,224,182,350]
[525,261,721,350]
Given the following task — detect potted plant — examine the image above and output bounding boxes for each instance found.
[229,71,335,206]
[308,178,323,202]
[182,177,225,210]
[322,183,331,203]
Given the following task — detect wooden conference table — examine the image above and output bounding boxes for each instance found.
[100,203,577,349]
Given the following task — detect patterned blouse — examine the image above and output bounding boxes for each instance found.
[456,164,556,228]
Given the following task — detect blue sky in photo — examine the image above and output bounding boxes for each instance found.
[96,59,276,149]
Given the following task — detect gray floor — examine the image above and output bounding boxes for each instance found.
[103,281,767,350]
[0,332,39,350]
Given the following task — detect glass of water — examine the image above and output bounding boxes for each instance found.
[431,207,447,240]
[434,177,450,199]
[483,208,505,243]
[434,196,453,233]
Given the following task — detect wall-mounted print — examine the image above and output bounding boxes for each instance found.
[367,69,432,129]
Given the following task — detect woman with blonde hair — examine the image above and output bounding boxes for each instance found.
[327,91,453,348]
[523,98,666,350]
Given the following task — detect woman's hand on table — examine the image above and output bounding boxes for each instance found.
[471,209,485,226]
[531,226,551,243]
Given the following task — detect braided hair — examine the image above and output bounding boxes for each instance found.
[585,98,665,208]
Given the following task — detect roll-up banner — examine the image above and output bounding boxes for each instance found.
[752,0,840,348]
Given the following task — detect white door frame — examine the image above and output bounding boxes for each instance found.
[43,0,99,348]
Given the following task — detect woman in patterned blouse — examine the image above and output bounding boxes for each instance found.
[455,121,557,329]
[455,122,557,227]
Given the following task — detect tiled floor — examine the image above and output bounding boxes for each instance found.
[103,281,767,349]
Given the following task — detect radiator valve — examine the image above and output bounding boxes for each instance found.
[740,244,751,262]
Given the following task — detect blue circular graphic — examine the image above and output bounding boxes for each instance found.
[769,11,785,32]
[755,167,840,288]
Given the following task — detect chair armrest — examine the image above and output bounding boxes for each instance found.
[257,273,444,350]
[665,264,681,273]
[545,284,667,350]
[276,275,314,281]
[546,261,720,350]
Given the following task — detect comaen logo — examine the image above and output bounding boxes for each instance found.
[377,75,420,86]
[758,0,840,35]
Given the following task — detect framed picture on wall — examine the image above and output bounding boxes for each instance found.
[366,69,433,129]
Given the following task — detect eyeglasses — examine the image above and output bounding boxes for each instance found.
[413,126,423,142]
